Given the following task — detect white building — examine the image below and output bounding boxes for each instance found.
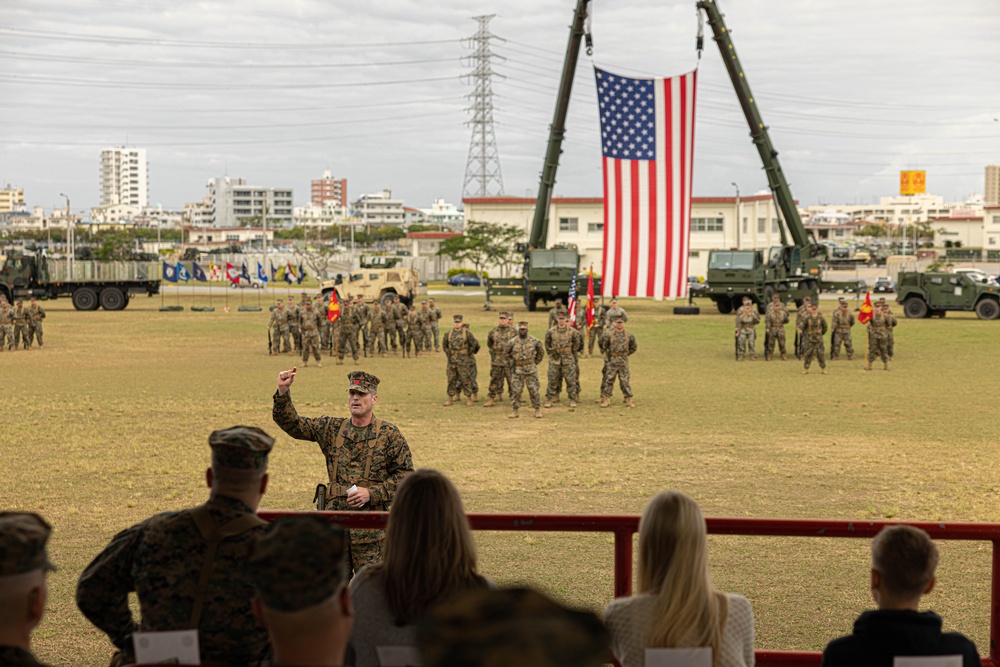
[100,147,148,208]
[353,189,405,228]
[985,206,1000,248]
[90,203,141,224]
[186,227,275,251]
[206,177,293,228]
[294,201,349,228]
[419,198,464,230]
[0,186,25,213]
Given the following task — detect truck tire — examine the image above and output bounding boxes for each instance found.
[975,298,1000,321]
[72,287,99,311]
[673,306,700,315]
[527,294,539,312]
[100,288,127,311]
[903,297,928,319]
[380,292,397,310]
[715,298,733,314]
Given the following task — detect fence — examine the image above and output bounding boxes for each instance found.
[259,510,1000,667]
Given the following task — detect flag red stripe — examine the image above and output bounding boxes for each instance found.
[629,161,640,296]
[676,75,687,295]
[602,160,610,298]
[663,78,674,297]
[647,160,657,296]
[613,159,623,297]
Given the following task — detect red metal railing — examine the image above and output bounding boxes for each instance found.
[259,511,1000,667]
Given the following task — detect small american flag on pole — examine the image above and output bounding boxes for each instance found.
[567,273,578,322]
[595,66,697,299]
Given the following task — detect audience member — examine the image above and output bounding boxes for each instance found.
[347,469,490,667]
[417,586,609,667]
[249,516,353,667]
[604,490,754,667]
[76,426,274,666]
[0,513,56,667]
[821,525,979,667]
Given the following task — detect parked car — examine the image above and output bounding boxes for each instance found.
[873,277,895,293]
[952,268,999,285]
[447,272,482,286]
[230,276,263,289]
[687,276,708,295]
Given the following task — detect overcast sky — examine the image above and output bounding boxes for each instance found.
[3,0,999,217]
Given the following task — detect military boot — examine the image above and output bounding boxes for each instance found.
[865,363,872,371]
[821,368,829,375]
[336,359,344,365]
[472,393,479,402]
[568,399,577,408]
[625,397,635,408]
[302,361,308,367]
[543,400,554,408]
[508,408,519,419]
[443,396,455,406]
[801,369,809,375]
[466,396,475,406]
[316,361,323,368]
[533,408,543,418]
[483,398,495,408]
[780,353,787,361]
[600,396,611,408]
[593,396,603,404]
[884,361,890,371]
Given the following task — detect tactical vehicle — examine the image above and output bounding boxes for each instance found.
[896,271,1000,320]
[490,246,597,311]
[0,250,159,310]
[318,254,418,308]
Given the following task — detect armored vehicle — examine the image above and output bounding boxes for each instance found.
[318,255,418,308]
[896,271,1000,320]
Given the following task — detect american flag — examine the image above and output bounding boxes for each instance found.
[567,273,578,322]
[595,66,697,299]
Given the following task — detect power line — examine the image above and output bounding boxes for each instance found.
[0,73,463,90]
[0,50,459,70]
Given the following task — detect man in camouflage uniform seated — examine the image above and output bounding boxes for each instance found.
[830,298,855,360]
[484,311,517,408]
[734,296,760,361]
[417,587,609,667]
[249,517,352,667]
[799,301,829,374]
[764,293,789,361]
[76,427,275,666]
[273,369,414,574]
[506,321,545,419]
[599,316,637,408]
[544,311,584,408]
[0,512,57,667]
[442,314,481,407]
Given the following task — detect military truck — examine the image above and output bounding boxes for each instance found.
[0,250,159,310]
[490,245,600,311]
[318,254,419,308]
[896,271,1000,320]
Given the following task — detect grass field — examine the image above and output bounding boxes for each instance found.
[2,289,998,666]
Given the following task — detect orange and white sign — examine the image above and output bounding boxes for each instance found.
[900,170,926,195]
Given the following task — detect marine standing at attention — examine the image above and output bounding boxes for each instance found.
[506,321,544,419]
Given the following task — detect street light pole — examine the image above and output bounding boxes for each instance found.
[731,182,741,249]
[59,193,73,279]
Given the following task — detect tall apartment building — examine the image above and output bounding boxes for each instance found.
[986,165,1000,205]
[311,170,347,207]
[353,189,405,228]
[100,147,148,207]
[206,176,293,227]
[0,186,25,213]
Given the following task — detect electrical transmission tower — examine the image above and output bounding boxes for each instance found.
[462,15,506,198]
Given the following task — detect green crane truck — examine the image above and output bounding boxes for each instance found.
[896,271,1000,320]
[0,251,160,310]
[697,1,857,314]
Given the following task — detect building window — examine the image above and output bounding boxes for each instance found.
[834,229,844,237]
[742,217,748,234]
[587,222,604,233]
[691,217,724,232]
[990,237,997,246]
[689,250,700,258]
[757,218,766,233]
[772,219,778,233]
[559,217,579,232]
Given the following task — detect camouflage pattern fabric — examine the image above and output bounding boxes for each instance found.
[366,307,389,355]
[867,310,892,363]
[12,303,29,349]
[404,311,422,357]
[268,306,291,354]
[506,335,544,409]
[75,495,270,665]
[300,307,324,364]
[0,646,54,667]
[417,307,434,351]
[443,327,481,397]
[286,301,301,351]
[0,512,55,576]
[486,324,517,401]
[337,303,360,362]
[884,305,898,358]
[831,307,855,359]
[26,302,45,347]
[429,304,443,350]
[547,302,568,328]
[272,392,414,573]
[544,325,583,401]
[391,302,409,350]
[734,304,760,360]
[795,302,811,358]
[599,328,637,398]
[603,305,628,328]
[588,305,606,355]
[801,311,828,369]
[0,302,13,351]
[764,302,789,359]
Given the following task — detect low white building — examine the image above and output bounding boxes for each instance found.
[186,226,275,252]
[353,189,405,228]
[90,203,141,224]
[986,206,1000,248]
[932,214,986,248]
[419,198,464,230]
[294,201,349,228]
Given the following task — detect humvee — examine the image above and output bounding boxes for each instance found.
[318,255,419,307]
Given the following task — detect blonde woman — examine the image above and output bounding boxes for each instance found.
[604,490,755,667]
[346,469,490,667]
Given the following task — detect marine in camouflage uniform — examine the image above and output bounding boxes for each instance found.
[544,312,584,408]
[484,311,517,407]
[734,297,760,361]
[354,297,370,353]
[317,295,333,351]
[442,315,481,406]
[337,298,360,365]
[505,321,545,418]
[286,296,301,352]
[603,298,628,328]
[0,512,58,667]
[0,300,14,351]
[866,302,892,371]
[272,370,414,574]
[76,427,275,666]
[366,302,389,356]
[12,300,29,350]
[830,299,855,360]
[428,298,443,351]
[465,323,480,399]
[418,301,434,352]
[587,304,606,357]
[799,302,829,374]
[880,298,898,360]
[547,301,568,329]
[794,296,812,359]
[269,299,291,355]
[391,296,408,352]
[26,298,45,349]
[404,306,422,358]
[764,295,789,361]
[599,317,637,407]
[300,300,324,367]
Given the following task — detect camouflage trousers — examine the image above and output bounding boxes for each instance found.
[887,331,895,359]
[431,322,441,350]
[321,321,332,350]
[403,330,421,357]
[488,364,513,401]
[602,357,633,398]
[510,371,541,409]
[0,324,12,350]
[802,336,826,369]
[271,325,291,354]
[394,323,407,350]
[588,329,602,355]
[868,332,889,363]
[446,359,476,397]
[13,323,29,349]
[831,329,854,358]
[421,325,434,351]
[547,360,580,401]
[338,327,360,361]
[301,331,322,364]
[765,327,786,359]
[289,324,301,351]
[736,328,757,360]
[28,322,43,347]
[324,499,383,575]
[367,329,388,355]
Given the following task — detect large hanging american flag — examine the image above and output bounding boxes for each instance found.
[595,66,697,299]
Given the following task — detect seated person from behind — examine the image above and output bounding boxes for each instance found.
[604,490,755,667]
[821,525,979,667]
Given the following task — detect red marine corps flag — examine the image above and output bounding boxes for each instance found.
[585,268,596,329]
[595,67,697,299]
[326,290,340,324]
[858,292,874,324]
